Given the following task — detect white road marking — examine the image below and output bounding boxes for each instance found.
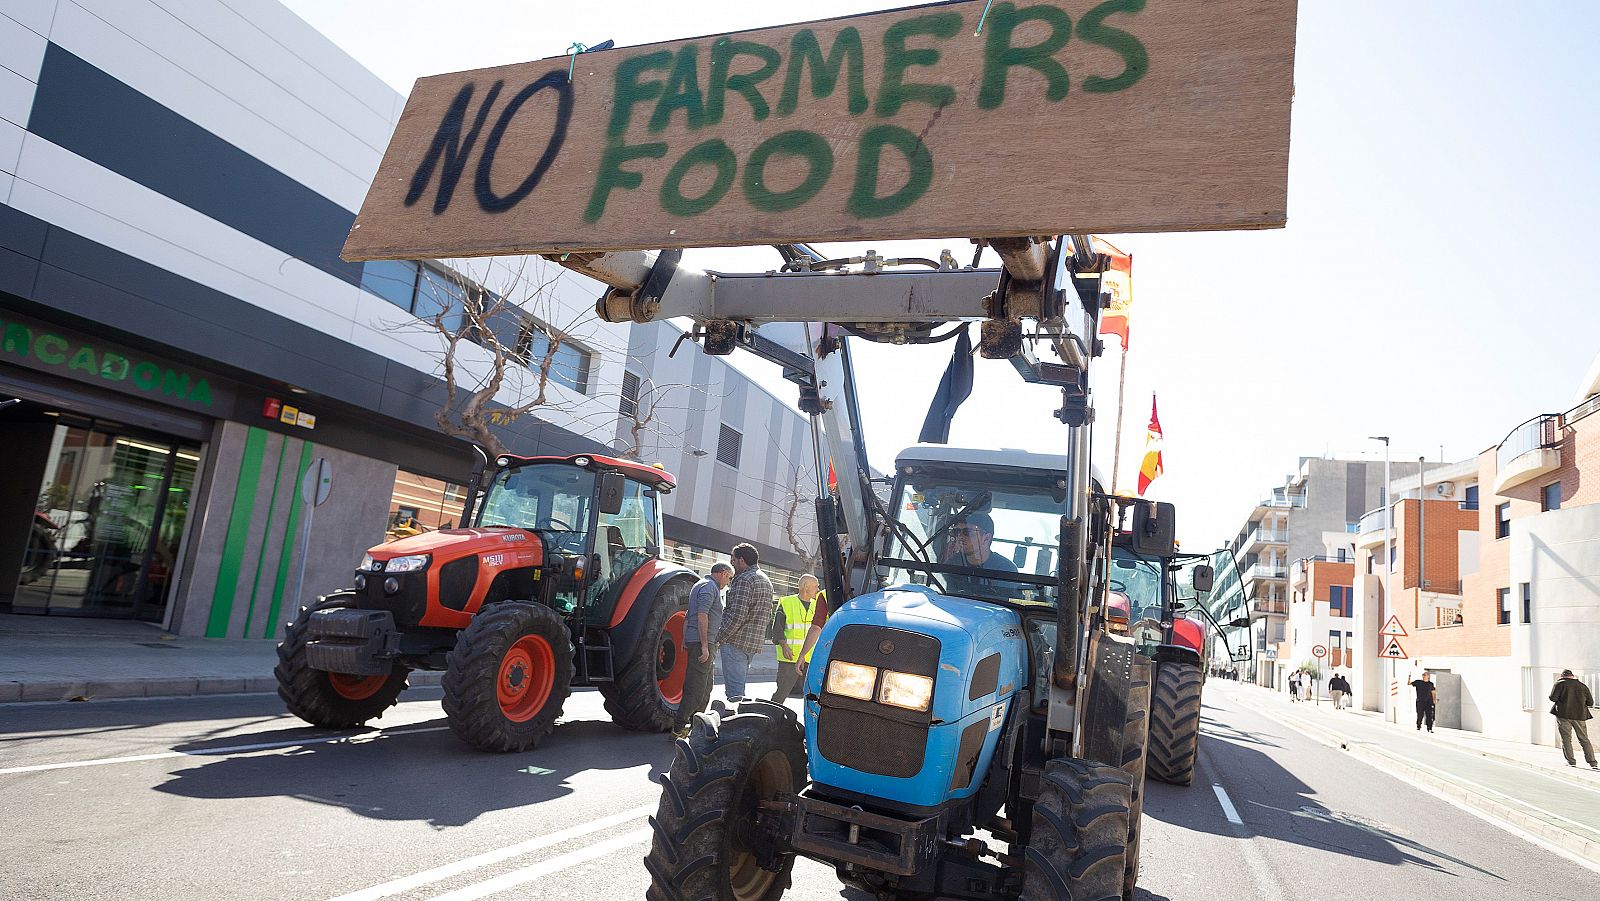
[324,804,656,901]
[1211,783,1243,825]
[424,826,653,901]
[0,726,449,775]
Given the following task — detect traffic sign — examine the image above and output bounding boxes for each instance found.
[1265,648,1278,661]
[1379,637,1408,659]
[1312,644,1327,659]
[300,457,333,507]
[1380,615,1408,637]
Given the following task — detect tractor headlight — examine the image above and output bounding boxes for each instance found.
[878,671,935,711]
[825,661,878,701]
[359,553,377,572]
[384,554,430,573]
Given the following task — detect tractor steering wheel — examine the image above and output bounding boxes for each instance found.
[539,516,575,531]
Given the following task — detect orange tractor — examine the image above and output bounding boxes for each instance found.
[274,451,697,752]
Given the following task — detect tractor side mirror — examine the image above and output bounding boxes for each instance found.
[1131,500,1176,556]
[599,472,627,515]
[1191,564,1215,593]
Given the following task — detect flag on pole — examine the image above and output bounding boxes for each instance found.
[1091,237,1134,350]
[1137,395,1163,496]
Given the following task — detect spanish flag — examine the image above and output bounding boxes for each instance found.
[1091,237,1133,351]
[1137,395,1163,496]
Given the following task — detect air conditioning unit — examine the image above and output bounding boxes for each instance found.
[1435,482,1454,497]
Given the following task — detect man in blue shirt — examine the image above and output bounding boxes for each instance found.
[674,561,733,737]
[944,511,1017,595]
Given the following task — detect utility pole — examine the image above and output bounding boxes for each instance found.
[1418,457,1427,593]
[1371,436,1392,722]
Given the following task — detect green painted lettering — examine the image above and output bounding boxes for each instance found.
[2,322,30,356]
[649,45,706,132]
[161,368,191,398]
[101,353,129,381]
[778,28,868,117]
[743,130,834,213]
[132,361,160,390]
[977,2,1072,110]
[659,139,736,216]
[607,51,673,138]
[34,333,68,364]
[848,125,933,218]
[1078,0,1148,93]
[68,345,97,373]
[707,38,781,125]
[876,12,961,117]
[190,378,213,407]
[585,139,669,222]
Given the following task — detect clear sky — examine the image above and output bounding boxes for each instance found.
[282,1,1600,549]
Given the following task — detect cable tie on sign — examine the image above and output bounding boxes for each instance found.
[565,43,589,82]
[974,0,996,36]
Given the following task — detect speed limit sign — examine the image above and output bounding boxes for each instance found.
[1313,644,1327,659]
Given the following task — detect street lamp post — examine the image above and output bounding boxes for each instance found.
[1371,436,1392,723]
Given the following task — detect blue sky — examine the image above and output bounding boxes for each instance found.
[285,0,1600,548]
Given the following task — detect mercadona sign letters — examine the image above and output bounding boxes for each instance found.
[343,0,1298,261]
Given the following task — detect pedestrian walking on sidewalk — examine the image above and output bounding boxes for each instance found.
[770,575,826,703]
[715,543,774,703]
[1289,674,1301,702]
[672,562,733,738]
[1412,672,1437,732]
[1329,673,1351,710]
[1550,669,1597,769]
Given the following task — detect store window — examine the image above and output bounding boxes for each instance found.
[387,470,468,539]
[9,410,199,622]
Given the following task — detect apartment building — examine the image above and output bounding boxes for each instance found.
[1345,365,1600,744]
[1225,457,1422,688]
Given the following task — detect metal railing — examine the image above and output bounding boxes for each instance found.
[1263,494,1307,509]
[1244,562,1288,582]
[1496,414,1560,472]
[1243,527,1288,546]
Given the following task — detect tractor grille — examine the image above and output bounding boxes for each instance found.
[353,572,428,627]
[817,706,927,779]
[438,558,479,611]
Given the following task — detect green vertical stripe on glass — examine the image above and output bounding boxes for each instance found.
[207,427,268,638]
[241,435,289,640]
[265,441,315,639]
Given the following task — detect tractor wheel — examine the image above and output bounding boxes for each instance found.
[602,578,690,733]
[442,601,574,752]
[1021,758,1132,901]
[645,700,805,901]
[1120,662,1152,900]
[275,602,409,728]
[1146,660,1203,786]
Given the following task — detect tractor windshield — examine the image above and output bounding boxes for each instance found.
[881,467,1064,606]
[1111,545,1168,651]
[476,463,595,555]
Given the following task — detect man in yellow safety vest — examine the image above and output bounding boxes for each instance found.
[770,574,825,702]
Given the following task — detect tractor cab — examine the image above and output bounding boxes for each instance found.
[471,452,673,626]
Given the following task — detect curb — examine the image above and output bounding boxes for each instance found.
[0,661,780,704]
[1237,694,1600,868]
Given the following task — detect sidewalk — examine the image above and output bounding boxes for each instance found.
[1220,680,1600,867]
[0,614,778,703]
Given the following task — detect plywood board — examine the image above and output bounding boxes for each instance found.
[343,0,1298,261]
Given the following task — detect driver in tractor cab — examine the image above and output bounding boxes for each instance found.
[943,510,1018,592]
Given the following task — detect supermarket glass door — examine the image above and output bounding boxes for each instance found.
[15,418,200,622]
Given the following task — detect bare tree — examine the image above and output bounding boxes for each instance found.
[780,467,821,572]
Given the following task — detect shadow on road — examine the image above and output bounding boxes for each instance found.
[1142,712,1506,881]
[154,713,676,828]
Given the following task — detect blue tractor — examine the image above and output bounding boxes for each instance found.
[645,444,1180,901]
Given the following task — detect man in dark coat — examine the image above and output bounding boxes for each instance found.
[1550,669,1596,769]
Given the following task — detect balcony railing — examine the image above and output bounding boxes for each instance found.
[1357,506,1390,536]
[1243,527,1289,547]
[1262,494,1307,509]
[1496,414,1559,471]
[1244,562,1288,583]
[1250,599,1288,617]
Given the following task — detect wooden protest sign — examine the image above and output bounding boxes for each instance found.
[342,0,1298,261]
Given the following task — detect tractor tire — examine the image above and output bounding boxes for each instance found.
[276,601,409,728]
[602,578,690,733]
[1021,758,1132,901]
[1120,662,1152,900]
[1146,660,1203,786]
[442,601,574,752]
[645,700,805,901]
